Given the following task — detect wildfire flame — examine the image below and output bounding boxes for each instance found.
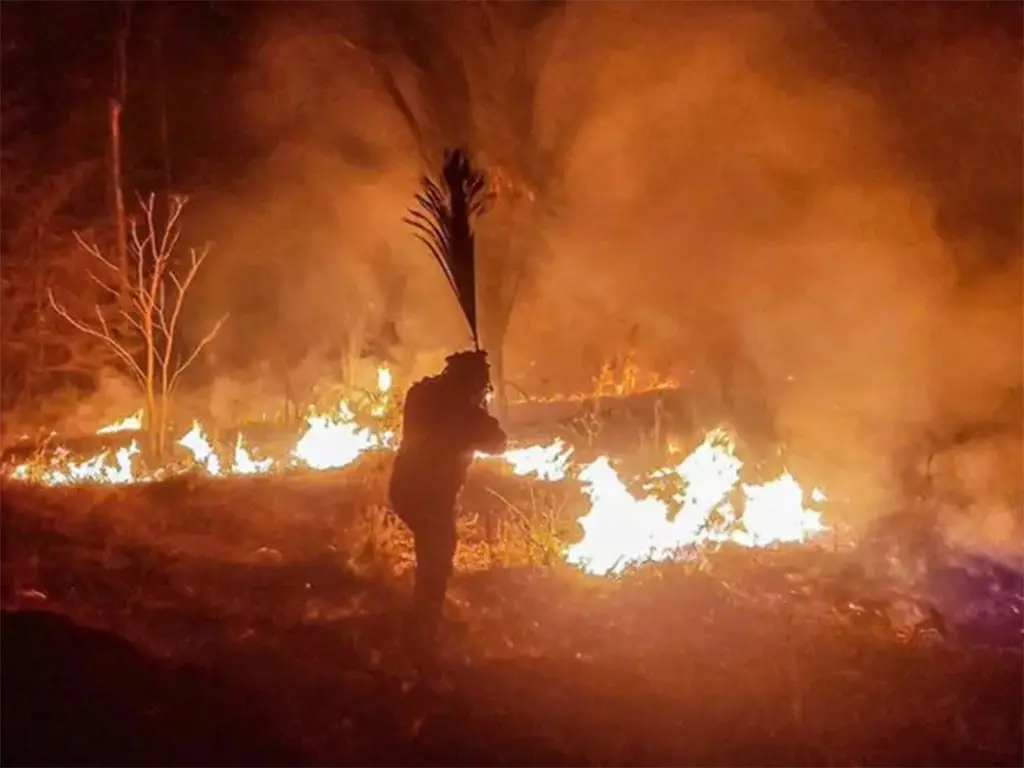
[566,429,827,575]
[291,403,387,470]
[178,421,221,476]
[377,366,392,394]
[233,433,273,475]
[8,441,141,486]
[96,409,143,434]
[496,440,573,482]
[2,368,831,573]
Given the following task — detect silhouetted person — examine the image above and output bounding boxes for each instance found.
[389,350,507,669]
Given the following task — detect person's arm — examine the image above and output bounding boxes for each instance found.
[468,407,508,454]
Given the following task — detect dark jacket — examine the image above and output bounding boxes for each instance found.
[389,374,508,517]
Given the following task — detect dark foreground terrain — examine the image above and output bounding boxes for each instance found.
[2,475,1021,767]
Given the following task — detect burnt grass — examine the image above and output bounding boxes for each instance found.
[1,466,1021,768]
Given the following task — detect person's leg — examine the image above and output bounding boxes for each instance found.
[392,501,423,650]
[409,513,457,663]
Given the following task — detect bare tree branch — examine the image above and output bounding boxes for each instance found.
[47,193,226,455]
[169,314,227,395]
[86,270,121,301]
[118,309,145,334]
[47,288,146,385]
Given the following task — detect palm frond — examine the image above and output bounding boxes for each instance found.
[405,148,492,347]
[403,180,458,301]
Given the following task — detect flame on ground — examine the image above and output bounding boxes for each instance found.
[565,428,827,575]
[178,421,221,476]
[8,441,140,487]
[233,434,274,475]
[493,440,573,482]
[2,367,830,572]
[291,403,389,470]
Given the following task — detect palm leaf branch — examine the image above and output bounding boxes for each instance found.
[405,148,492,347]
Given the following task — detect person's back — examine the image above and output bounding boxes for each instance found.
[391,363,506,516]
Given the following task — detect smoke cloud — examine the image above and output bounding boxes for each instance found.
[199,2,1020,529]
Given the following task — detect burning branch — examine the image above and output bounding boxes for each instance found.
[48,193,227,456]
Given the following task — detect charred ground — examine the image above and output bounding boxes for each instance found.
[2,466,1021,768]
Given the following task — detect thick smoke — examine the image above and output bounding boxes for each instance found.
[191,3,468,386]
[206,2,1019,530]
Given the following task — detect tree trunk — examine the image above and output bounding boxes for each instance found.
[158,342,172,458]
[31,225,44,386]
[109,100,129,290]
[491,339,509,423]
[156,392,169,458]
[112,2,130,286]
[144,378,158,458]
[154,3,173,189]
[144,312,159,456]
[483,337,506,557]
[282,371,294,424]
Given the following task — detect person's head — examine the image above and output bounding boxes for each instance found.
[442,349,491,403]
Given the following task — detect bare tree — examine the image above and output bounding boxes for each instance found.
[48,194,227,456]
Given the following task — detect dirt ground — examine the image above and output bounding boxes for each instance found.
[1,474,1021,767]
